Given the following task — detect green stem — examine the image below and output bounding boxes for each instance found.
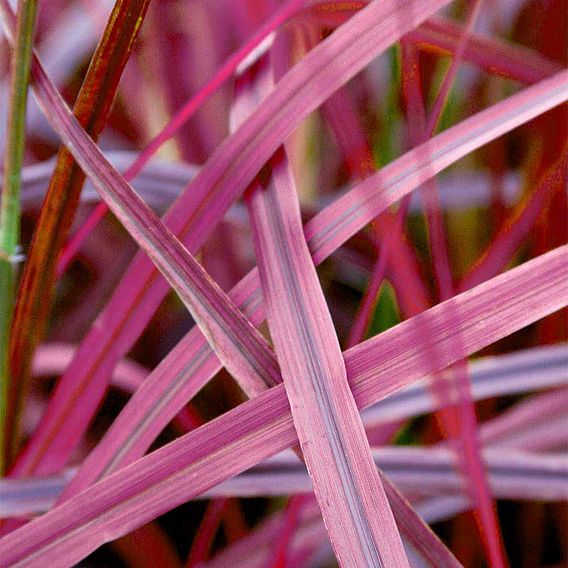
[0,0,38,473]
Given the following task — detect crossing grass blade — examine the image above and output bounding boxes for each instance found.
[247,148,408,566]
[0,245,565,567]
[1,0,455,477]
[53,68,568,498]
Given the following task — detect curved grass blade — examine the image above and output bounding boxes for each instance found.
[0,245,565,567]
[0,0,38,473]
[4,0,151,468]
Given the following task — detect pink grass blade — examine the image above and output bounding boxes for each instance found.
[59,304,248,496]
[5,424,566,518]
[239,52,459,568]
[375,448,568,502]
[185,499,229,567]
[0,245,566,567]
[2,0,326,500]
[401,32,506,566]
[4,2,293,407]
[57,0,306,274]
[424,0,483,138]
[33,343,148,393]
[0,0,455,478]
[238,46,407,562]
[236,56,450,568]
[247,149,408,566]
[305,4,562,84]
[31,343,198,433]
[479,389,568,452]
[11,41,556,496]
[209,448,568,502]
[311,54,422,349]
[362,345,568,428]
[344,247,567,412]
[459,149,568,291]
[60,70,568,497]
[205,440,565,568]
[197,446,565,504]
[304,70,568,265]
[18,151,199,210]
[263,495,306,568]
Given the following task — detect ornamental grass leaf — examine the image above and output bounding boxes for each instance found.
[0,245,565,567]
[51,67,568,501]
[1,0,455,478]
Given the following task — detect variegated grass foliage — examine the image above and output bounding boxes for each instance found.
[0,0,566,567]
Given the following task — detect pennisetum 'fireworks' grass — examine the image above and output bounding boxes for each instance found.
[0,1,566,566]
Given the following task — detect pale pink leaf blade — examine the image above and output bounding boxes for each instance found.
[247,151,408,566]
